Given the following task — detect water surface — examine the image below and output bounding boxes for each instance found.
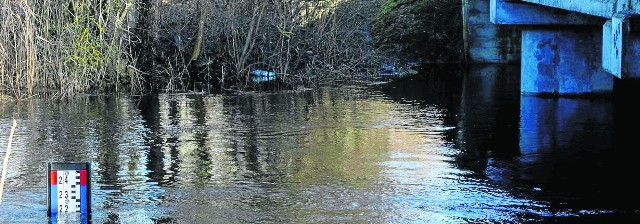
[1,65,640,223]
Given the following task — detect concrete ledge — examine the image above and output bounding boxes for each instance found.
[522,0,640,18]
[491,0,604,25]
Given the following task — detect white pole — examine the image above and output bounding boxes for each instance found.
[0,119,18,205]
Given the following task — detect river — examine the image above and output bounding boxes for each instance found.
[1,65,639,223]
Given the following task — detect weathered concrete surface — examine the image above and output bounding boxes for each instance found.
[521,28,613,95]
[522,0,640,18]
[464,0,521,63]
[603,18,624,77]
[491,0,605,25]
[602,15,640,78]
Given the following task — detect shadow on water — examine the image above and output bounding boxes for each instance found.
[2,64,640,222]
[138,95,167,186]
[454,65,521,173]
[374,64,521,173]
[465,65,639,221]
[379,64,640,221]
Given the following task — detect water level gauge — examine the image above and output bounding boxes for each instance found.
[47,162,91,217]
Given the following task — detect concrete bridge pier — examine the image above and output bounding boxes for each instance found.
[521,27,613,95]
[464,0,640,96]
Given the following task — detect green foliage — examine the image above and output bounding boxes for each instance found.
[67,25,105,67]
[379,0,398,17]
[0,0,139,97]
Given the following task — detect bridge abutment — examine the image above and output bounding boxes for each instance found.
[465,0,640,95]
[521,27,613,95]
[463,0,521,63]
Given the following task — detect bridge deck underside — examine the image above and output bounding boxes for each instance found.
[521,0,640,18]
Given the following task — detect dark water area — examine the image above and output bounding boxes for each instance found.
[1,65,640,223]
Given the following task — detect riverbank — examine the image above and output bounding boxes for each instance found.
[1,0,463,99]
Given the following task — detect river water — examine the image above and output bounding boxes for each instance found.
[1,65,640,223]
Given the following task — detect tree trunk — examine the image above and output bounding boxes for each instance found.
[190,0,205,61]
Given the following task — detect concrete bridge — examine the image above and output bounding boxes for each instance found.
[463,0,640,95]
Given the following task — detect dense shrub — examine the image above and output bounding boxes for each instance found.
[372,0,463,63]
[1,0,387,96]
[139,0,386,90]
[1,0,462,97]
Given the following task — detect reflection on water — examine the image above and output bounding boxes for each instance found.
[1,65,640,222]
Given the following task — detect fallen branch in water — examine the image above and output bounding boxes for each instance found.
[0,119,18,205]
